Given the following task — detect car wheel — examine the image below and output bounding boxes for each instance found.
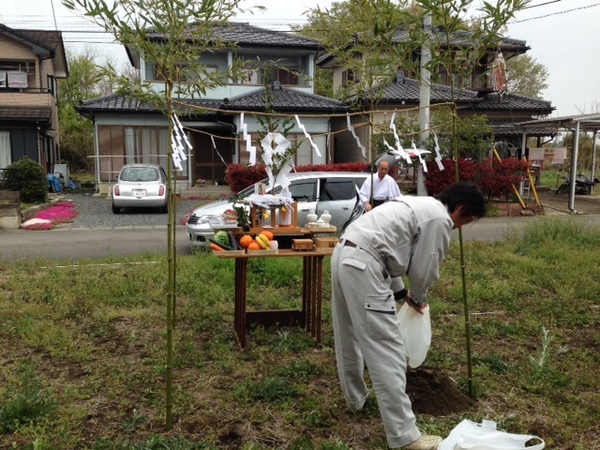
[112,204,120,214]
[159,205,168,214]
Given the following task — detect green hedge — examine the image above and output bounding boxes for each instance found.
[0,157,47,204]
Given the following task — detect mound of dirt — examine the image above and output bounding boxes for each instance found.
[406,367,474,415]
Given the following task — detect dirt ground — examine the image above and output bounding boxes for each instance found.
[407,367,474,415]
[534,186,600,215]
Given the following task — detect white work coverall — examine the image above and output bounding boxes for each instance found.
[330,196,453,448]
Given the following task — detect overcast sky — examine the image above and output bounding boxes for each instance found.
[2,0,599,117]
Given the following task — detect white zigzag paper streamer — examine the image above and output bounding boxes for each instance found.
[382,138,403,163]
[240,113,257,165]
[170,135,183,171]
[347,114,367,160]
[172,115,191,155]
[170,114,191,171]
[295,115,321,157]
[410,141,430,173]
[432,130,445,171]
[211,136,228,167]
[260,132,293,190]
[389,112,410,163]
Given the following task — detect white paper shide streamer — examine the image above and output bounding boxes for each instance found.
[347,114,367,160]
[260,132,294,190]
[432,130,445,171]
[295,115,321,158]
[388,112,410,164]
[240,113,257,165]
[171,114,190,172]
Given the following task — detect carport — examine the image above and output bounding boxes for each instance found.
[518,113,600,213]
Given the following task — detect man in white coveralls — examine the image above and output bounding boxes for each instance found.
[331,182,486,449]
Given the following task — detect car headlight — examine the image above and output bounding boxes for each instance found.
[187,214,220,227]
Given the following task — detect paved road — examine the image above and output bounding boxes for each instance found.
[0,193,206,263]
[2,192,600,263]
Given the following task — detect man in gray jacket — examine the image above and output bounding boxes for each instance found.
[331,182,485,449]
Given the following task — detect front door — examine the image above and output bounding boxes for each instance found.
[192,131,233,186]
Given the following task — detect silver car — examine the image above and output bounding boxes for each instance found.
[185,171,368,249]
[112,163,169,214]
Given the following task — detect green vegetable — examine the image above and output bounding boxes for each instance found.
[214,231,231,247]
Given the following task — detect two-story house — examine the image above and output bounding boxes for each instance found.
[0,24,68,173]
[318,26,555,163]
[76,22,347,194]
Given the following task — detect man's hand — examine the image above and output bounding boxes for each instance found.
[364,202,372,212]
[406,295,428,315]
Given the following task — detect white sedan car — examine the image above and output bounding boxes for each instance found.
[112,163,169,214]
[185,171,368,249]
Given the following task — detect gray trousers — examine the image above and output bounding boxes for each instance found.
[331,243,421,448]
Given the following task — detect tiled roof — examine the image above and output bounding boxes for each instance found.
[471,93,553,112]
[0,24,63,53]
[225,83,348,112]
[487,119,558,138]
[147,22,320,49]
[356,75,480,104]
[77,86,346,116]
[393,27,529,53]
[78,94,156,113]
[0,105,52,122]
[319,26,528,66]
[77,94,223,118]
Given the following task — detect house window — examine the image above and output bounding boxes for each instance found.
[258,67,299,86]
[342,69,359,87]
[0,131,11,169]
[124,126,184,171]
[47,75,57,97]
[150,63,217,83]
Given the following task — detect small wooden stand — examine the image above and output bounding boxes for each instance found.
[250,202,299,234]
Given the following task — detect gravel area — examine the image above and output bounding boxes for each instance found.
[62,193,212,229]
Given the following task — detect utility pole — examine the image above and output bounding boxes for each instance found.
[417,13,432,196]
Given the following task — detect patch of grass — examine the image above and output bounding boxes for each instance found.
[0,216,599,448]
[0,360,56,434]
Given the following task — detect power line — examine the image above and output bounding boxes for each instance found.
[523,0,564,10]
[50,0,59,31]
[512,2,600,23]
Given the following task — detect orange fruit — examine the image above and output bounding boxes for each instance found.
[248,242,261,250]
[239,235,253,248]
[261,230,274,241]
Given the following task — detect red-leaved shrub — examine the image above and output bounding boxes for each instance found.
[225,162,370,194]
[425,157,529,201]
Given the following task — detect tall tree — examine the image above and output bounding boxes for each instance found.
[62,0,259,429]
[506,54,548,98]
[58,47,107,172]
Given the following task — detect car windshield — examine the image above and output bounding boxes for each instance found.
[121,167,159,182]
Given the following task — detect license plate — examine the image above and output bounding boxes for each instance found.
[133,189,146,198]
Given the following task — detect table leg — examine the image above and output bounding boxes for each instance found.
[234,258,248,348]
[302,255,324,343]
[314,256,323,344]
[302,256,312,334]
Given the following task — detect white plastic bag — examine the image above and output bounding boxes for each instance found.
[438,419,545,450]
[396,302,431,368]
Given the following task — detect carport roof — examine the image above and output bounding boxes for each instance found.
[518,113,600,134]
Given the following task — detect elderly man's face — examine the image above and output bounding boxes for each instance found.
[377,162,389,180]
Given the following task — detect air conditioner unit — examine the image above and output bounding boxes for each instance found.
[7,71,28,88]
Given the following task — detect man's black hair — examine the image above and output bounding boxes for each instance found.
[437,182,486,218]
